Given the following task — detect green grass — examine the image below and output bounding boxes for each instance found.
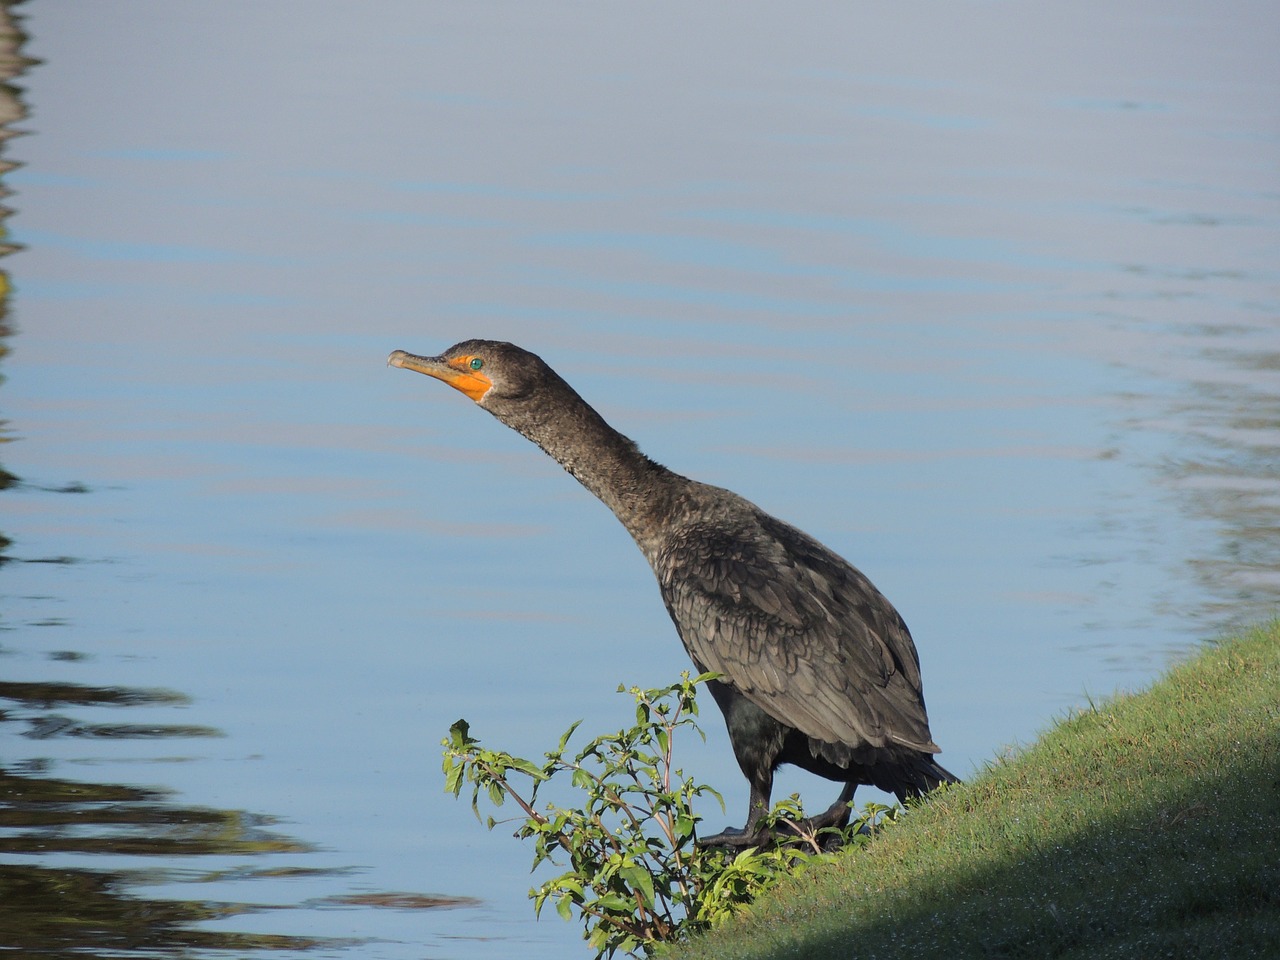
[667,622,1280,959]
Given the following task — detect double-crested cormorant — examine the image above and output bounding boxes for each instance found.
[389,340,957,846]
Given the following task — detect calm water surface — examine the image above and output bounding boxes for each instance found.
[1,2,1277,957]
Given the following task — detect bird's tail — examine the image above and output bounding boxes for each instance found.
[921,757,960,790]
[895,754,960,800]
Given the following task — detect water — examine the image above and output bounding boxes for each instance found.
[1,1,1277,957]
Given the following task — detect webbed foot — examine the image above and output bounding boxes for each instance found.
[696,825,771,849]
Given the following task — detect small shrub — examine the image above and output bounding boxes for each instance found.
[442,673,900,957]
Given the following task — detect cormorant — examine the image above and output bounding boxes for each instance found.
[389,339,956,846]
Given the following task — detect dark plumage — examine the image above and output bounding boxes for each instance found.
[389,339,957,845]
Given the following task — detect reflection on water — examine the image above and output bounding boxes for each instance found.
[0,672,350,956]
[0,6,337,957]
[1105,250,1280,632]
[0,493,348,953]
[1161,340,1280,626]
[0,773,329,956]
[0,0,20,514]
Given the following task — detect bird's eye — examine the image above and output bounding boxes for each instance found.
[469,357,484,371]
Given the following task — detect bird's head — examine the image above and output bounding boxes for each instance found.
[388,339,557,409]
[389,339,659,524]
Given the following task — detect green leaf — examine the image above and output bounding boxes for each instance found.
[594,892,634,914]
[619,863,656,908]
[587,925,610,952]
[555,893,574,921]
[443,762,465,797]
[555,718,584,754]
[508,756,549,781]
[674,812,696,842]
[655,726,670,756]
[448,719,472,748]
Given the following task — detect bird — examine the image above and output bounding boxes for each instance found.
[388,339,957,846]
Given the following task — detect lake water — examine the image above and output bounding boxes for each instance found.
[1,2,1276,957]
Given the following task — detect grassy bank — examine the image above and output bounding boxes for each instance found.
[668,622,1280,959]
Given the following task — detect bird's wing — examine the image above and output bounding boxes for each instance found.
[656,509,939,753]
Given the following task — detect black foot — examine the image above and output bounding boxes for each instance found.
[697,825,771,850]
[698,804,852,851]
[699,783,858,851]
[807,795,854,832]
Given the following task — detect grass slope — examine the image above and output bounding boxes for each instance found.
[669,622,1280,959]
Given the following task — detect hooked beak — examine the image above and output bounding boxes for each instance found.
[387,349,493,402]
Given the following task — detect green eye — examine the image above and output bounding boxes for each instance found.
[469,357,484,371]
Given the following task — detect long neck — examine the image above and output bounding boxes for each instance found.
[486,381,684,559]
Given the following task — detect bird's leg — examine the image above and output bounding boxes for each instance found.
[804,781,856,831]
[699,779,857,850]
[697,770,773,849]
[743,777,772,836]
[772,782,856,851]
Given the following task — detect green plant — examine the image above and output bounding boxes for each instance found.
[441,673,900,958]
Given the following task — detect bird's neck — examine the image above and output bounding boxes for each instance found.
[489,391,682,558]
